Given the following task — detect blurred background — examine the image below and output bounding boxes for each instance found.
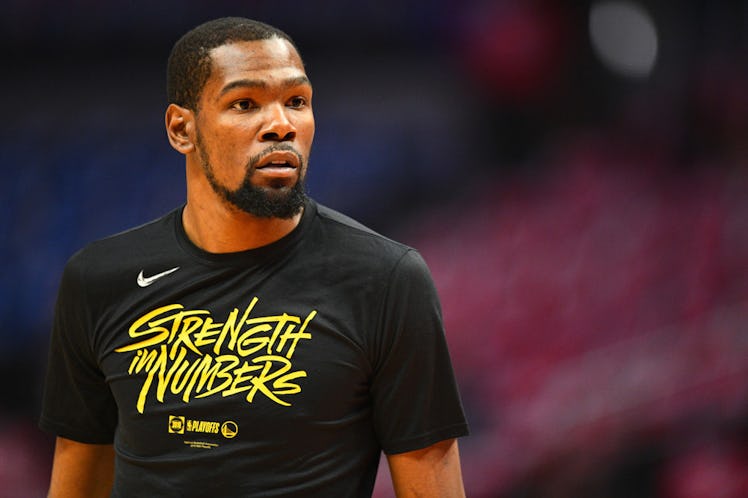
[2,0,748,496]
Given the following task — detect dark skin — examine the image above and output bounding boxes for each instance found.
[47,38,466,498]
[169,37,315,253]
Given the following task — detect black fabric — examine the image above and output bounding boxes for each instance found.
[40,199,468,497]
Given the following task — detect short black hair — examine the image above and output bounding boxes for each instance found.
[167,17,299,110]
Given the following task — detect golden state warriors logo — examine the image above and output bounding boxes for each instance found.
[221,421,238,439]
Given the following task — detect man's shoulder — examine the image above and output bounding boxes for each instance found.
[67,208,180,272]
[314,203,378,235]
[312,202,413,260]
[317,204,409,245]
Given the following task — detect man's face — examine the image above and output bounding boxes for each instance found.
[193,38,315,218]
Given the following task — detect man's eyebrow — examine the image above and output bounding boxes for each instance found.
[218,75,311,97]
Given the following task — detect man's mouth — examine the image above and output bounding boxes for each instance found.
[257,160,295,171]
[255,151,301,170]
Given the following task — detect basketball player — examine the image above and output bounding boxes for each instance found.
[40,17,468,497]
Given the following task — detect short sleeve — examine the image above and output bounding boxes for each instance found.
[39,255,118,443]
[370,249,469,454]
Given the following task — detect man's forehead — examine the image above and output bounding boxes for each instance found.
[209,38,304,73]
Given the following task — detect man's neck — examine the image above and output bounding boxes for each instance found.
[182,197,303,254]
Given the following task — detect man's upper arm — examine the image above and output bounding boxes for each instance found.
[48,437,115,498]
[386,438,466,498]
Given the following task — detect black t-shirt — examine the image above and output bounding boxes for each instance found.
[40,200,469,497]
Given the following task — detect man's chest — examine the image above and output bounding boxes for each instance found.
[93,277,376,453]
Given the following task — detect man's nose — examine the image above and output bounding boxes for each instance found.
[260,104,296,142]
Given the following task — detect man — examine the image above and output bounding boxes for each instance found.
[40,17,469,497]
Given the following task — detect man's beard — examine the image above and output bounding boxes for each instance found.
[197,137,308,219]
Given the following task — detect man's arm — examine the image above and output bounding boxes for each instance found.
[386,438,466,498]
[48,437,115,498]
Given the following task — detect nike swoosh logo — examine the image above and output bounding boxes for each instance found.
[137,267,180,287]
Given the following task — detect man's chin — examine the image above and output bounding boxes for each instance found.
[264,179,297,192]
[227,184,307,219]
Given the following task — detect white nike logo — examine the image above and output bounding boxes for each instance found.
[137,267,180,287]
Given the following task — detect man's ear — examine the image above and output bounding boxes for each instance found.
[165,103,196,154]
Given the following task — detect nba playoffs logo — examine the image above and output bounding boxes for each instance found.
[168,415,186,434]
[168,414,238,439]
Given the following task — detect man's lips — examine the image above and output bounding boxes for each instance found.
[255,151,301,169]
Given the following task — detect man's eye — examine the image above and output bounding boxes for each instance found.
[231,100,255,111]
[288,97,307,108]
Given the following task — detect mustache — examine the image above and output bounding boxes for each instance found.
[249,144,304,170]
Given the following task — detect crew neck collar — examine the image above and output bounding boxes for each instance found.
[174,199,316,266]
